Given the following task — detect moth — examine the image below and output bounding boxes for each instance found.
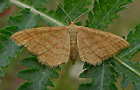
[10,22,130,67]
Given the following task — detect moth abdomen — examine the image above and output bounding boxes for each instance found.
[69,29,78,64]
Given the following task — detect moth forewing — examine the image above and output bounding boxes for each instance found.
[11,26,70,67]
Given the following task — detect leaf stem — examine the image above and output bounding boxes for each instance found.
[113,56,140,77]
[9,0,64,26]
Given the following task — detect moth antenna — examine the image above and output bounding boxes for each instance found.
[55,0,72,22]
[73,6,93,23]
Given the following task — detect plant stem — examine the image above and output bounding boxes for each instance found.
[9,0,64,26]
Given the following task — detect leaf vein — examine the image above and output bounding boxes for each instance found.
[113,56,140,77]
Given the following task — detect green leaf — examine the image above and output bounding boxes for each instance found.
[133,82,140,90]
[78,61,117,90]
[121,75,131,89]
[112,58,140,89]
[86,0,133,30]
[0,26,21,84]
[17,57,60,90]
[8,8,39,30]
[0,67,4,83]
[0,67,4,77]
[0,26,20,68]
[0,0,9,13]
